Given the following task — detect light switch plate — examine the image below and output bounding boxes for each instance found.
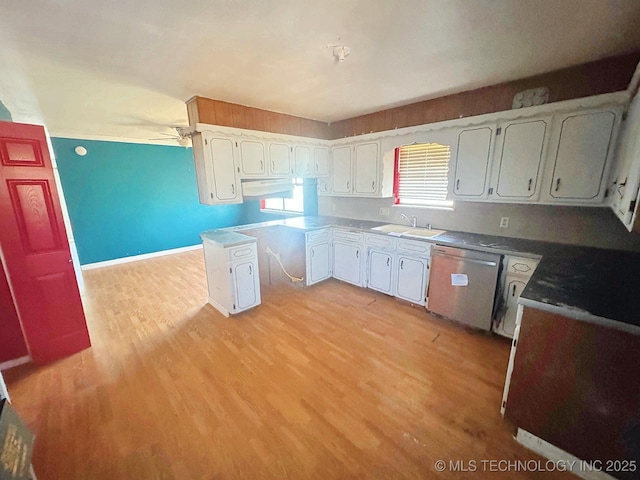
[500,217,509,228]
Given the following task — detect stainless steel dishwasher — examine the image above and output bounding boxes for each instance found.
[427,245,501,330]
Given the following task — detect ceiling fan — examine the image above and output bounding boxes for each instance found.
[148,126,192,147]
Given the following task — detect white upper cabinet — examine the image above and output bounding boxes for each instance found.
[192,132,242,205]
[313,146,330,177]
[546,110,617,202]
[329,140,392,197]
[238,138,266,177]
[451,126,495,198]
[331,145,352,194]
[354,142,379,194]
[294,145,312,177]
[268,142,292,176]
[492,118,550,200]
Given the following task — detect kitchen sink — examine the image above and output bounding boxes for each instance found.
[371,224,445,238]
[371,224,411,234]
[401,228,446,238]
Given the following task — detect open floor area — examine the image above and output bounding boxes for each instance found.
[5,249,572,479]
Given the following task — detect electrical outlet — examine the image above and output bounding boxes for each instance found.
[500,217,509,228]
[379,207,389,216]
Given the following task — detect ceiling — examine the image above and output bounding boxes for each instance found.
[2,0,640,144]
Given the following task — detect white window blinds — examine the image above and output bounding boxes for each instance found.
[396,143,452,206]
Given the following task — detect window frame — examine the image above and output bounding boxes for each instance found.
[259,177,305,215]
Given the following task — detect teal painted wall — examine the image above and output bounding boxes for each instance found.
[53,138,284,265]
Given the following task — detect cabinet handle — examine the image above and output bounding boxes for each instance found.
[400,259,404,269]
[555,178,561,191]
[356,249,359,259]
[386,257,390,267]
[528,178,532,191]
[456,179,460,190]
[347,180,350,190]
[260,160,263,169]
[271,161,275,170]
[315,163,319,171]
[311,248,315,257]
[249,265,252,275]
[488,187,493,195]
[231,184,235,194]
[512,285,516,297]
[372,180,375,190]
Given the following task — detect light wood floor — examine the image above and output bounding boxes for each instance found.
[5,249,571,479]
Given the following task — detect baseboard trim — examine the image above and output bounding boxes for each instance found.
[82,244,203,270]
[0,355,31,371]
[516,429,616,480]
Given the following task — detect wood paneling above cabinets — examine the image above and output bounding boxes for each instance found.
[187,97,331,140]
[329,52,640,139]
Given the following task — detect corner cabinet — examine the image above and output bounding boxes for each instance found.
[192,131,242,205]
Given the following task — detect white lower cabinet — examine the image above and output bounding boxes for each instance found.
[367,249,395,294]
[396,256,429,305]
[202,238,261,316]
[332,229,365,287]
[305,229,332,286]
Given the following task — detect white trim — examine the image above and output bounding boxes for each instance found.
[516,429,616,480]
[0,355,31,372]
[81,244,203,270]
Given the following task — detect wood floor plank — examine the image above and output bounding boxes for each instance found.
[4,249,572,479]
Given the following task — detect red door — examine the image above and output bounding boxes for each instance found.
[0,121,91,364]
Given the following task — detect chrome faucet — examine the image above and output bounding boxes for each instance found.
[400,213,417,228]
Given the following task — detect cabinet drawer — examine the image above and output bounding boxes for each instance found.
[227,243,257,262]
[332,228,364,243]
[306,228,330,244]
[365,233,397,250]
[397,238,431,256]
[505,256,539,277]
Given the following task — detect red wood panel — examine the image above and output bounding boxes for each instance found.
[0,266,28,363]
[0,121,91,364]
[505,307,640,478]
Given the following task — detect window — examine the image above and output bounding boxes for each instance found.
[394,143,453,207]
[261,178,304,213]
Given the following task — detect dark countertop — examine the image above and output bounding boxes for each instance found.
[211,215,640,332]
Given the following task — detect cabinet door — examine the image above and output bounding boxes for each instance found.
[238,139,265,177]
[269,142,292,176]
[294,145,312,177]
[550,111,615,200]
[233,261,259,311]
[207,135,241,203]
[354,142,379,194]
[496,278,526,338]
[333,241,362,285]
[453,127,493,197]
[331,146,352,194]
[368,250,394,294]
[396,256,427,305]
[313,146,330,177]
[495,120,548,199]
[308,242,331,285]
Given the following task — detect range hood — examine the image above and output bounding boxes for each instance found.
[241,178,294,198]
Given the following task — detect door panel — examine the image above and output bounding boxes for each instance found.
[239,140,265,176]
[333,242,361,285]
[496,120,547,198]
[294,145,311,176]
[208,136,239,201]
[354,142,378,194]
[269,143,291,175]
[234,261,257,310]
[0,266,28,363]
[309,242,330,284]
[0,121,90,364]
[368,250,393,294]
[550,111,615,199]
[396,256,427,304]
[331,146,352,193]
[453,127,493,197]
